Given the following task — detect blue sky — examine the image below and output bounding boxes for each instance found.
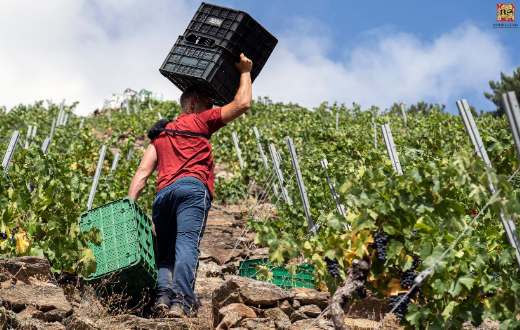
[0,0,518,114]
[217,0,519,112]
[221,0,518,56]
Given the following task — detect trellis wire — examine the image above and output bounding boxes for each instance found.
[286,136,316,234]
[380,167,520,327]
[226,171,284,263]
[234,172,288,249]
[2,130,20,174]
[381,123,403,175]
[87,145,107,210]
[457,99,520,267]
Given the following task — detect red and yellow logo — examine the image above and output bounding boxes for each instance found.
[497,3,515,22]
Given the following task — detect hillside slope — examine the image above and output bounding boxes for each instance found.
[1,96,519,327]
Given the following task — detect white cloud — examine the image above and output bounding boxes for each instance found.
[0,0,196,115]
[0,1,512,115]
[256,23,511,110]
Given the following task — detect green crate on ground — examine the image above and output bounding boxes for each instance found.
[79,198,157,297]
[239,258,315,289]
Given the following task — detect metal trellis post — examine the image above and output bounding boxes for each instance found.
[87,145,107,210]
[320,158,347,221]
[231,131,245,169]
[126,146,134,161]
[286,137,316,234]
[457,98,520,267]
[269,143,291,204]
[110,151,120,174]
[41,137,51,155]
[50,117,57,140]
[2,131,20,174]
[24,126,32,149]
[252,127,269,170]
[372,117,378,148]
[502,92,520,160]
[56,109,62,127]
[400,103,408,126]
[31,125,37,139]
[381,123,403,175]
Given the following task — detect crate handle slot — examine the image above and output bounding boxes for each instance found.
[185,34,216,48]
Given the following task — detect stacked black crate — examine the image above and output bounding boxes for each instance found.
[159,3,278,105]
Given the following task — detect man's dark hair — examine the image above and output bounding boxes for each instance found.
[180,86,212,112]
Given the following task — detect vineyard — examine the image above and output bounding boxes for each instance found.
[2,92,520,328]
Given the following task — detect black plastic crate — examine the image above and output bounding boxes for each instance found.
[159,36,239,105]
[183,2,277,81]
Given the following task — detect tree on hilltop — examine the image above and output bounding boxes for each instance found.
[485,68,520,115]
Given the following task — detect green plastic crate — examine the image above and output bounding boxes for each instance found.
[239,258,315,289]
[79,198,157,297]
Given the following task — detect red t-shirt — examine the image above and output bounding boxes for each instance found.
[152,107,225,198]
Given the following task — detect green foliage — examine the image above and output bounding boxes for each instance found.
[214,176,248,204]
[2,94,520,327]
[0,98,161,274]
[387,101,447,115]
[212,100,520,328]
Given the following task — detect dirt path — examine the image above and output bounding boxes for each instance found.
[0,202,406,330]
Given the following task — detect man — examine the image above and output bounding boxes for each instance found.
[128,53,253,317]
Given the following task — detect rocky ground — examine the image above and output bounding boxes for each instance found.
[0,202,499,329]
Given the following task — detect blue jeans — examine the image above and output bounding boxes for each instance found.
[152,176,211,312]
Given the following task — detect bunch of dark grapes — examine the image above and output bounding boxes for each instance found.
[325,258,340,279]
[412,256,421,270]
[388,293,410,321]
[374,231,389,262]
[10,226,18,243]
[0,232,7,240]
[400,269,416,289]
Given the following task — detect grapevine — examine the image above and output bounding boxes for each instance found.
[1,95,520,327]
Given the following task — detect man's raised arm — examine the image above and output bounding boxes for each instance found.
[221,53,253,124]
